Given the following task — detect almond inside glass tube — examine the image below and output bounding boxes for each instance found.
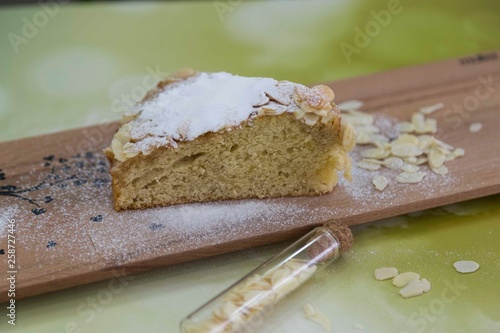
[180,223,352,333]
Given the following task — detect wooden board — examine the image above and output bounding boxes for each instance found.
[1,52,499,302]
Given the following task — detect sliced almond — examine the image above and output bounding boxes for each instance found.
[361,147,390,159]
[401,163,420,173]
[453,260,480,273]
[419,102,444,115]
[412,113,427,133]
[453,148,465,157]
[372,175,389,191]
[404,156,418,164]
[303,303,316,317]
[337,99,364,111]
[469,122,482,133]
[356,131,372,145]
[394,134,419,145]
[429,149,446,169]
[416,156,428,165]
[424,118,438,134]
[391,143,423,157]
[396,172,426,184]
[395,121,415,133]
[357,160,381,171]
[393,272,420,288]
[374,267,398,280]
[432,165,448,175]
[399,279,431,298]
[383,157,404,170]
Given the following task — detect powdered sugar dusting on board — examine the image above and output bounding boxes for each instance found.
[0,204,18,237]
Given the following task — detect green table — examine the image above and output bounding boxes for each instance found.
[1,1,499,332]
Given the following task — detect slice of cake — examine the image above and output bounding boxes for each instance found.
[104,69,355,211]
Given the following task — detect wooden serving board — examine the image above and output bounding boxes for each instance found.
[1,52,499,302]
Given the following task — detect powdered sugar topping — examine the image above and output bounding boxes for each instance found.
[128,72,302,154]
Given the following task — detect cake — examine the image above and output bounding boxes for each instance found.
[104,69,355,211]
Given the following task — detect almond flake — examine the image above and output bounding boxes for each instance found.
[454,148,465,157]
[416,157,428,165]
[361,147,389,159]
[399,279,431,298]
[419,102,444,115]
[405,156,418,164]
[396,171,426,184]
[303,306,332,333]
[469,122,482,133]
[383,157,404,170]
[372,175,389,191]
[395,121,415,133]
[337,99,364,111]
[391,143,423,157]
[432,165,448,175]
[401,163,420,173]
[356,131,372,144]
[393,272,420,288]
[374,267,399,280]
[453,260,480,273]
[358,160,381,171]
[424,118,437,134]
[303,303,316,317]
[394,134,419,145]
[429,149,446,169]
[412,113,427,133]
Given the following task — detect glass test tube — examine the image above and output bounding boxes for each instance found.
[180,225,345,333]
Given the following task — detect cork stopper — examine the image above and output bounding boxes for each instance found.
[324,220,353,252]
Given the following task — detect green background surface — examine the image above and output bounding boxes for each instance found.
[1,1,499,332]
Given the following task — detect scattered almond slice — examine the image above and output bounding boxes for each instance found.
[454,148,465,157]
[416,157,428,165]
[399,279,431,298]
[393,272,420,288]
[374,267,398,280]
[453,260,480,273]
[431,165,448,175]
[361,147,390,159]
[394,134,419,145]
[401,163,420,173]
[419,102,444,115]
[396,171,426,184]
[357,160,381,171]
[337,99,364,111]
[469,122,482,133]
[303,303,316,317]
[395,121,415,133]
[303,304,332,332]
[340,101,464,194]
[382,157,404,170]
[428,149,446,169]
[421,278,432,293]
[424,118,437,134]
[391,143,423,157]
[412,113,427,133]
[372,175,389,191]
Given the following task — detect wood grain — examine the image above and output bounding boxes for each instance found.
[1,51,499,302]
